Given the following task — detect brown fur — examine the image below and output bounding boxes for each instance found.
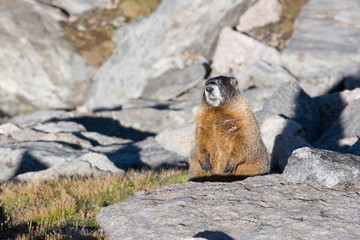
[188,76,270,181]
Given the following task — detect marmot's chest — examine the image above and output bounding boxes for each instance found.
[198,117,242,141]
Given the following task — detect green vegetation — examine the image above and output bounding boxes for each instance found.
[61,0,162,67]
[0,169,188,239]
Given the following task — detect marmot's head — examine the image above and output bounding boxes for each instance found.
[203,76,239,107]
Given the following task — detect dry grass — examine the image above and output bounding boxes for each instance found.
[0,169,188,239]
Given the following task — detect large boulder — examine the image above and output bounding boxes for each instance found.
[211,27,281,82]
[236,0,282,32]
[85,0,258,110]
[0,0,94,116]
[283,147,360,188]
[97,174,360,239]
[281,0,360,96]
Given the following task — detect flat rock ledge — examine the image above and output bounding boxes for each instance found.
[96,174,360,240]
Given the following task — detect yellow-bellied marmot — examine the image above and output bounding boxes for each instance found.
[188,76,270,181]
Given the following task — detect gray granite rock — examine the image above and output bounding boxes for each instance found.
[155,122,195,157]
[255,82,320,142]
[283,147,360,188]
[32,121,86,133]
[14,152,124,182]
[91,137,187,170]
[242,86,279,111]
[0,128,93,148]
[0,0,94,116]
[142,62,207,101]
[236,60,296,90]
[281,0,360,79]
[10,110,71,128]
[0,141,84,181]
[86,0,257,110]
[97,174,360,239]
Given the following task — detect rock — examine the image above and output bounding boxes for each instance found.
[260,115,310,172]
[48,0,114,15]
[211,27,281,78]
[96,107,194,135]
[10,110,71,128]
[32,121,86,133]
[255,82,320,142]
[0,123,22,135]
[334,6,360,26]
[97,174,360,239]
[0,128,93,149]
[260,115,306,154]
[155,123,195,157]
[236,60,296,90]
[15,152,124,182]
[315,88,360,135]
[0,141,84,181]
[91,137,187,170]
[283,147,360,188]
[242,86,279,111]
[318,98,360,150]
[281,0,360,80]
[80,132,131,146]
[142,62,207,101]
[85,0,257,110]
[0,0,94,116]
[298,69,345,97]
[271,134,311,172]
[236,0,282,32]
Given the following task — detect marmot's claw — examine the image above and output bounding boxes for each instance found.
[200,160,212,171]
[224,163,238,173]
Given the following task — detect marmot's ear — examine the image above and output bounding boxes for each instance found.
[230,77,238,87]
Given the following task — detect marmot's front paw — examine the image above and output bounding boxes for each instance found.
[200,160,212,171]
[224,163,239,173]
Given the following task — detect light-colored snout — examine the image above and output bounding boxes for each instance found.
[205,84,222,107]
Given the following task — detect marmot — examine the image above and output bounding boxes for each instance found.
[188,76,270,181]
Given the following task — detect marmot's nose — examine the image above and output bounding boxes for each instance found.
[206,86,213,92]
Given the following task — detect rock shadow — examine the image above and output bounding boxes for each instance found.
[49,116,155,142]
[14,151,48,176]
[102,143,151,170]
[189,175,247,182]
[194,230,235,240]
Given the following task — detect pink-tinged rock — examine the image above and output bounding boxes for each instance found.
[0,123,22,135]
[237,0,282,32]
[211,27,280,76]
[260,115,306,154]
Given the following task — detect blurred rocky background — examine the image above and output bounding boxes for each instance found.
[1,0,360,238]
